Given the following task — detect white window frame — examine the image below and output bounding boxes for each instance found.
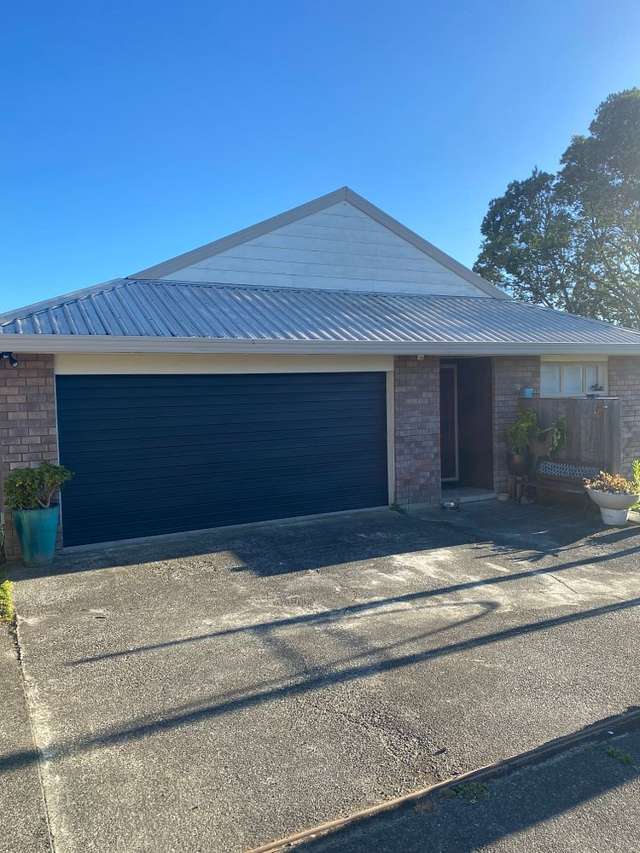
[540,361,608,398]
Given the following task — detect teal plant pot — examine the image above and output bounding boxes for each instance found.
[13,506,59,567]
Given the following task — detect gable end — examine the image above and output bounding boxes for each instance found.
[131,188,507,299]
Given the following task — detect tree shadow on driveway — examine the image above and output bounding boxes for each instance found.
[293,722,640,852]
[10,502,634,581]
[3,593,640,778]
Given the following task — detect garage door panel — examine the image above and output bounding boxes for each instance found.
[64,478,388,521]
[61,454,388,482]
[56,415,386,440]
[60,373,381,389]
[61,486,387,541]
[56,372,388,546]
[61,462,388,497]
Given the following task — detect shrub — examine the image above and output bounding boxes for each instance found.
[584,470,639,495]
[505,409,538,454]
[4,463,73,511]
[505,408,567,457]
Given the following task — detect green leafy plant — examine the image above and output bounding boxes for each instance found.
[445,781,490,803]
[584,469,639,495]
[0,572,14,623]
[507,408,568,459]
[545,416,568,456]
[4,463,73,511]
[505,408,538,454]
[606,746,634,766]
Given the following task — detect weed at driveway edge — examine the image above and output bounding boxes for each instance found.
[606,746,635,766]
[0,568,15,624]
[443,781,490,804]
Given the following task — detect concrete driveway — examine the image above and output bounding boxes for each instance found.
[6,504,640,852]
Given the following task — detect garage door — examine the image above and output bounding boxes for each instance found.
[56,372,388,546]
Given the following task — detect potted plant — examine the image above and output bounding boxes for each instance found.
[529,415,568,462]
[505,408,538,475]
[584,461,640,526]
[4,462,72,566]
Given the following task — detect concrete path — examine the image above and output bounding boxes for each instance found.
[0,627,51,853]
[6,504,640,851]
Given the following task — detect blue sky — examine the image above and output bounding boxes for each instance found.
[2,0,639,312]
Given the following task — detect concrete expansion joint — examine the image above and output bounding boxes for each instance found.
[249,707,640,853]
[14,617,57,853]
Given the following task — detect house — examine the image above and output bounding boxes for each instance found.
[2,187,640,555]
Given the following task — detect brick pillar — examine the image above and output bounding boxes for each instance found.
[492,356,540,493]
[394,356,441,508]
[0,354,58,561]
[608,357,640,477]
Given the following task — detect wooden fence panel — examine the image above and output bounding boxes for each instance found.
[521,397,621,472]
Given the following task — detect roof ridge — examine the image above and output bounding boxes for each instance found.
[130,278,505,302]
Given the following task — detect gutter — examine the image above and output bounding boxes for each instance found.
[2,335,640,357]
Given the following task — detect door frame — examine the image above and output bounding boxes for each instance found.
[440,363,459,482]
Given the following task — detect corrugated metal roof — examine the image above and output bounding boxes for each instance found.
[2,278,640,348]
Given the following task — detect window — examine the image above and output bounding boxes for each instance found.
[540,362,607,397]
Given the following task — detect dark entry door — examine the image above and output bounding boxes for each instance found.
[457,358,494,489]
[440,365,458,481]
[56,372,389,546]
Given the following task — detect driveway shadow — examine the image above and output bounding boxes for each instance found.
[294,718,640,852]
[10,502,638,581]
[5,508,487,579]
[4,592,640,777]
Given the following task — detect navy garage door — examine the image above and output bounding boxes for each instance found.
[56,372,388,546]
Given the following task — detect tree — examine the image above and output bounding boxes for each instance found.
[474,88,640,326]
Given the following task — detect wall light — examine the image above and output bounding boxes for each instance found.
[1,352,18,368]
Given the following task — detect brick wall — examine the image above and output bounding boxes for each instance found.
[492,356,541,493]
[608,357,640,476]
[0,354,58,560]
[394,355,441,507]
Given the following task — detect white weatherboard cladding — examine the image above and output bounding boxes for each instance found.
[162,201,486,297]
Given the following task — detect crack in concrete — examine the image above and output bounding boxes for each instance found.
[549,573,580,595]
[305,698,445,780]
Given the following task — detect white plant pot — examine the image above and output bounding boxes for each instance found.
[586,488,639,526]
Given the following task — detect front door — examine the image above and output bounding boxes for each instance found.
[440,364,458,481]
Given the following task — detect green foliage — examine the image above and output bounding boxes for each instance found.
[505,408,538,454]
[544,415,568,457]
[475,89,640,327]
[0,574,14,623]
[446,781,490,803]
[475,169,579,310]
[606,746,634,766]
[505,408,567,457]
[4,463,73,511]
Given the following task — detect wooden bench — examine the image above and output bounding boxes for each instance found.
[534,458,600,506]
